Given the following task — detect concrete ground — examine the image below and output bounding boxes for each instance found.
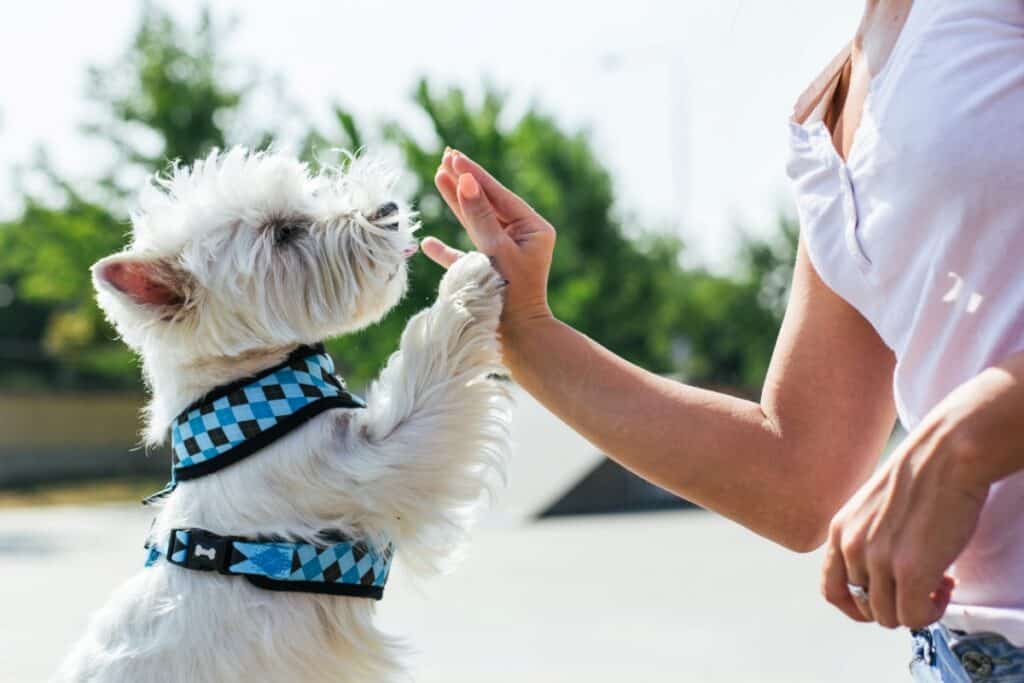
[0,504,909,682]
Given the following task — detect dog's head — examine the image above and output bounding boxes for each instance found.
[92,148,418,359]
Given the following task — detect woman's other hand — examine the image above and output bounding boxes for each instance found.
[820,359,1024,629]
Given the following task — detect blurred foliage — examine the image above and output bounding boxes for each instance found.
[82,4,239,175]
[676,217,799,390]
[0,4,796,395]
[0,4,244,390]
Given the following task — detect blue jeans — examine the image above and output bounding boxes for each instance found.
[911,625,1024,682]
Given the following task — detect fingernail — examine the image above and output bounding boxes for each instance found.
[443,146,452,158]
[458,173,480,200]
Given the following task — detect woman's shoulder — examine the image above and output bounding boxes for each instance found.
[790,43,851,126]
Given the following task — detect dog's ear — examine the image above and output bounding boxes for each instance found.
[92,254,190,311]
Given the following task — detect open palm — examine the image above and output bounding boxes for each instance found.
[425,149,556,326]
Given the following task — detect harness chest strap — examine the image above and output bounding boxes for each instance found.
[170,343,365,482]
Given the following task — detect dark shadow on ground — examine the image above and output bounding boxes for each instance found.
[538,457,701,518]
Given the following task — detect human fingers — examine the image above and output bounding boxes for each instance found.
[420,236,464,269]
[456,173,512,255]
[450,150,536,220]
[865,555,899,628]
[822,531,872,623]
[434,166,465,226]
[894,557,953,629]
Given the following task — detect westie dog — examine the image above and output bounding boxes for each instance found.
[56,148,511,682]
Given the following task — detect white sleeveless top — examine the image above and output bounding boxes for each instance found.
[786,0,1024,642]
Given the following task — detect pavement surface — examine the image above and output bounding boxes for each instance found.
[0,504,909,682]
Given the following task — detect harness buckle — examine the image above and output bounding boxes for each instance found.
[180,529,233,573]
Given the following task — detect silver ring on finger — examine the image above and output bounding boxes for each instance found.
[847,583,870,603]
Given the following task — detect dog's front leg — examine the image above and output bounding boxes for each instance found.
[338,252,512,562]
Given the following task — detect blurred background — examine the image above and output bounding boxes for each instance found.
[0,1,909,680]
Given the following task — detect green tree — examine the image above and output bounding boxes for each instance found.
[673,217,798,392]
[0,4,246,388]
[0,3,795,397]
[82,3,241,188]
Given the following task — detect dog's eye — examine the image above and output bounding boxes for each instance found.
[276,224,300,244]
[367,202,400,230]
[267,217,308,246]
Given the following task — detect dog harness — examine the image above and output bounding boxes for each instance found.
[143,344,393,599]
[144,527,392,599]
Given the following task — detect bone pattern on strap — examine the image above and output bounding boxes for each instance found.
[145,527,393,599]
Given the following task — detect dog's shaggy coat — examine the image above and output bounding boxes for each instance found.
[56,148,511,682]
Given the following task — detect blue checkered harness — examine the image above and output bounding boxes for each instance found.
[142,344,393,599]
[170,344,365,480]
[145,528,392,599]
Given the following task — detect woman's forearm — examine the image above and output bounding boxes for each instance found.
[503,315,828,551]
[429,150,896,552]
[946,350,1024,488]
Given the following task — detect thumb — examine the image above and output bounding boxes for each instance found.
[457,173,508,253]
[421,237,463,269]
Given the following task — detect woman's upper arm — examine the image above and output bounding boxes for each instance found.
[762,239,897,506]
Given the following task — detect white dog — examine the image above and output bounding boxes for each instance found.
[56,148,511,682]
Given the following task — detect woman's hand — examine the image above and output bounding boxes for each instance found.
[424,149,556,329]
[822,360,1024,629]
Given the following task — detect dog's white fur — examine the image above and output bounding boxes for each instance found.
[56,148,511,682]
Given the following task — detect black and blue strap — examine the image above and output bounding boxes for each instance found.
[145,527,392,599]
[144,344,365,504]
[142,344,392,599]
[170,344,365,480]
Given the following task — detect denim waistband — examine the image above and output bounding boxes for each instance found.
[911,624,1024,682]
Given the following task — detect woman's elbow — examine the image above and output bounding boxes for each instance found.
[777,504,835,553]
[781,522,829,554]
[774,460,856,553]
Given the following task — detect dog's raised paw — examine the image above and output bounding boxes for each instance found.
[438,252,505,316]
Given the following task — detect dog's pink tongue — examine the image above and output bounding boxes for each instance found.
[403,243,420,259]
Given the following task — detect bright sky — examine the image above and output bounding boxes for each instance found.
[0,1,862,269]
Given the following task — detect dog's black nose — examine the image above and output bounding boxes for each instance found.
[367,202,399,222]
